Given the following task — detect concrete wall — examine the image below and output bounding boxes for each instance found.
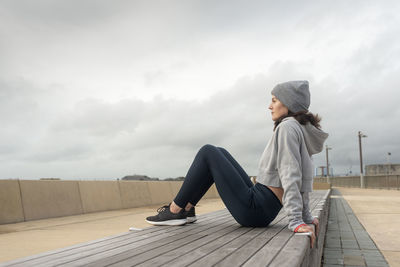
[78,181,123,213]
[19,180,84,221]
[204,184,219,198]
[119,181,152,208]
[0,178,330,225]
[312,182,331,190]
[146,181,175,205]
[314,175,400,189]
[366,164,400,175]
[0,180,24,224]
[0,180,221,225]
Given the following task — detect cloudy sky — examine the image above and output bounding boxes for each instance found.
[1,0,400,180]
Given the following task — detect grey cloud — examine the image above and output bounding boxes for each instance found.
[1,74,273,177]
[143,70,167,87]
[0,0,127,28]
[23,70,326,178]
[310,26,400,175]
[1,1,400,179]
[52,98,145,137]
[2,61,400,178]
[0,79,69,160]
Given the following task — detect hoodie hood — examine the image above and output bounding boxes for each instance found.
[282,117,329,155]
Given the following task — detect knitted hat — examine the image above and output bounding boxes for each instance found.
[271,80,310,113]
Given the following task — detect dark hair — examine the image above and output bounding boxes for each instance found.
[273,110,322,131]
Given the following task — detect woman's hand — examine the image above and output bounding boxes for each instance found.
[296,224,316,248]
[311,217,319,237]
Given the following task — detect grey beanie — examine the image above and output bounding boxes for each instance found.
[271,80,310,113]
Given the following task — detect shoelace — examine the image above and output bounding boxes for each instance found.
[157,205,169,213]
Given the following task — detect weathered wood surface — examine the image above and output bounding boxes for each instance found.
[1,190,330,267]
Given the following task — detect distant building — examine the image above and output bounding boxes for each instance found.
[315,166,334,177]
[164,177,185,181]
[365,164,400,175]
[122,175,187,181]
[122,174,159,181]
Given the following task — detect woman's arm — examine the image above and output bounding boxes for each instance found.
[302,191,314,223]
[275,123,307,232]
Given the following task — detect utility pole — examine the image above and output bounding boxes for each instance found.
[387,152,392,175]
[358,131,367,188]
[326,145,332,183]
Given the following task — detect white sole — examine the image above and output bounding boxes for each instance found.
[187,216,197,223]
[146,219,187,226]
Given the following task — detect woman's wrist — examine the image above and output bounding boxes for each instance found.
[294,223,307,233]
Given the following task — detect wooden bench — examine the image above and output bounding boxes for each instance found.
[0,190,331,267]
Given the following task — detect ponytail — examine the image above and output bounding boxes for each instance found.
[273,111,322,131]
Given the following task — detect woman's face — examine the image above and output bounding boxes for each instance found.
[269,95,289,121]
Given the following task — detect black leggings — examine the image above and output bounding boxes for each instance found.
[174,144,282,227]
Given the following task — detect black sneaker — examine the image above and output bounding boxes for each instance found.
[146,204,187,226]
[185,207,197,223]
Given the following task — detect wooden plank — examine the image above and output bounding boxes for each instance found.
[240,193,324,267]
[69,214,234,267]
[134,223,243,267]
[1,190,330,267]
[270,235,309,267]
[0,232,132,267]
[113,220,242,267]
[157,227,254,267]
[268,191,330,267]
[165,217,287,267]
[107,233,209,267]
[53,212,234,266]
[189,220,285,267]
[159,193,322,267]
[214,195,321,266]
[216,221,288,267]
[139,213,287,267]
[308,190,331,266]
[241,224,293,267]
[2,209,229,267]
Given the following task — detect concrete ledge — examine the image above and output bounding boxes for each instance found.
[20,180,83,221]
[78,181,123,213]
[0,180,24,224]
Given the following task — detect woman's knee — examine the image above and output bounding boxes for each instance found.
[198,144,218,155]
[217,146,228,154]
[197,144,227,163]
[199,145,229,157]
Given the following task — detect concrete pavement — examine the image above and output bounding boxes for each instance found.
[336,187,400,267]
[322,188,389,266]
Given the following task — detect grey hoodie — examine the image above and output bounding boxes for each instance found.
[257,117,329,231]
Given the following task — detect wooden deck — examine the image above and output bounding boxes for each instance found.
[0,190,331,267]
